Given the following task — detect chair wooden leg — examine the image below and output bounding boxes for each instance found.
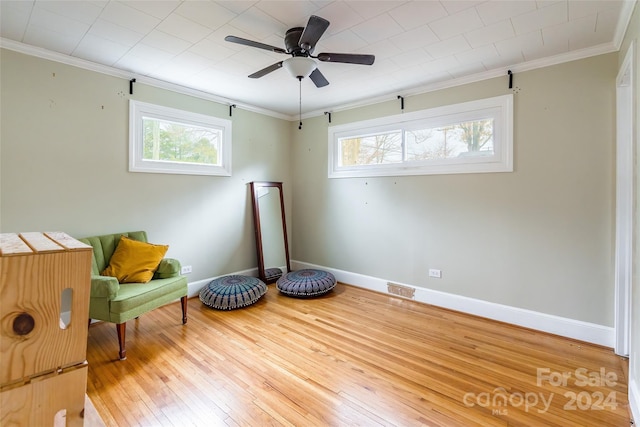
[181,296,188,324]
[116,322,126,360]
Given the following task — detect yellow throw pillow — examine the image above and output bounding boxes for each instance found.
[102,236,169,283]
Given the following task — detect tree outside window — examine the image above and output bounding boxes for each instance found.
[130,100,231,176]
[143,118,220,166]
[406,119,494,162]
[328,94,512,178]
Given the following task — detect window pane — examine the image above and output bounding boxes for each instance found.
[339,131,402,166]
[142,117,221,166]
[405,119,494,161]
[328,94,512,178]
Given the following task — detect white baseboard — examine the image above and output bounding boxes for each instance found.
[292,260,615,348]
[630,378,639,425]
[187,262,614,347]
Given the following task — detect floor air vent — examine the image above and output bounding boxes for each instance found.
[387,282,415,299]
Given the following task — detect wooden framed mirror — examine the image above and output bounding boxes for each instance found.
[249,181,291,284]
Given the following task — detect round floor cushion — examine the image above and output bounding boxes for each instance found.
[264,267,283,282]
[199,275,267,310]
[276,269,336,297]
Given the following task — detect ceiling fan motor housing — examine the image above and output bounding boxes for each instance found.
[285,27,308,55]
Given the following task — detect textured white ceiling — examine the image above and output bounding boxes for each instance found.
[0,1,634,117]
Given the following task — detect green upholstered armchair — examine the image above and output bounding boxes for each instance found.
[78,231,188,360]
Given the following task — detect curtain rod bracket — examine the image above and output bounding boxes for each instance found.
[397,95,404,111]
[324,111,332,123]
[129,78,136,95]
[508,70,513,89]
[229,104,236,117]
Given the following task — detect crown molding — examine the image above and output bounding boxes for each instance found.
[614,0,638,50]
[0,38,291,121]
[0,34,624,123]
[308,1,637,119]
[305,41,620,119]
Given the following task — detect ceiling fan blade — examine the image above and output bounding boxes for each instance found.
[317,52,375,65]
[309,68,329,88]
[248,62,283,78]
[298,15,330,53]
[225,35,287,54]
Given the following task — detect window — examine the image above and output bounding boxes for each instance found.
[328,94,513,178]
[129,100,232,176]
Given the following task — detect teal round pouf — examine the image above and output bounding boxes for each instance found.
[276,269,336,297]
[199,275,267,310]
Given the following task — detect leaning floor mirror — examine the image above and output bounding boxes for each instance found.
[250,181,291,284]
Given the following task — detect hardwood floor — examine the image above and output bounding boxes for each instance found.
[86,283,630,426]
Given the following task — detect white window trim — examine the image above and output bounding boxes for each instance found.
[328,94,513,178]
[129,100,232,176]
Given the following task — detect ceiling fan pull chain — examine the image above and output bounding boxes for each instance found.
[298,77,303,130]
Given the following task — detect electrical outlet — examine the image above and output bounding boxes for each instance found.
[181,265,192,274]
[428,269,441,278]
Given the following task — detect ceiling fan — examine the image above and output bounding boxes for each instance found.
[224,15,375,88]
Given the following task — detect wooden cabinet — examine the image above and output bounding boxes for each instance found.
[1,232,92,426]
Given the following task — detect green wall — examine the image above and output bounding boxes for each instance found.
[0,43,627,331]
[0,49,291,283]
[291,53,618,327]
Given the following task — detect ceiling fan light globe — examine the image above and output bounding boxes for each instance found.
[283,57,316,79]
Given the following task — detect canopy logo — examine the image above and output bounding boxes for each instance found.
[462,367,618,416]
